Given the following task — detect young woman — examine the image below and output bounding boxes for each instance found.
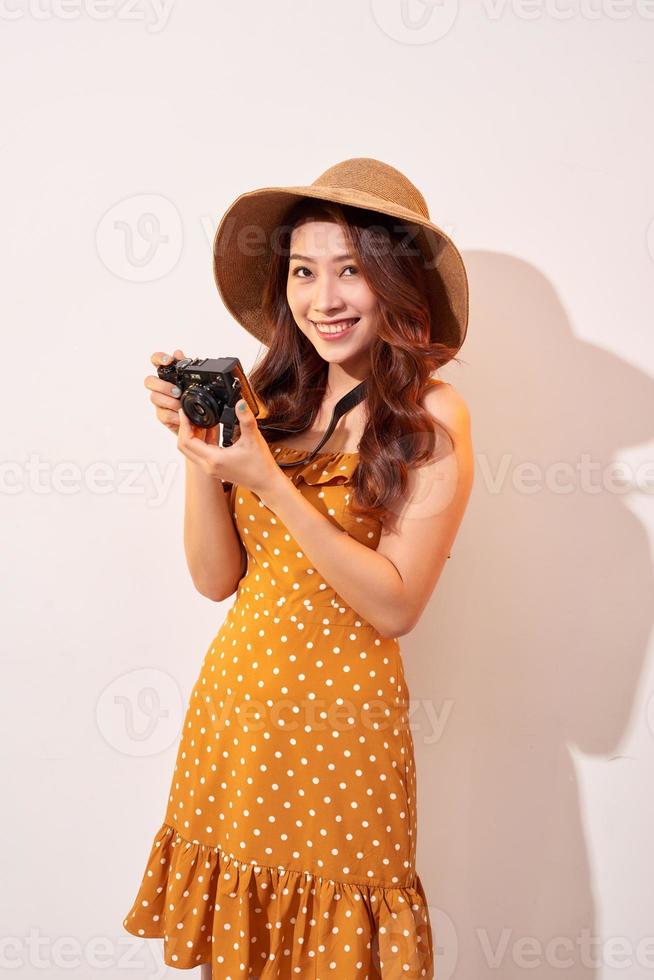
[123,158,473,980]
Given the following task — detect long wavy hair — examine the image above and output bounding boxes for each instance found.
[249,198,462,533]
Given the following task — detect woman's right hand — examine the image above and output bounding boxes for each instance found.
[145,350,220,444]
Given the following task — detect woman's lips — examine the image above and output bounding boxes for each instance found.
[311,317,360,341]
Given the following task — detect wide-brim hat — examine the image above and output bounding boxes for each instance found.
[212,157,468,354]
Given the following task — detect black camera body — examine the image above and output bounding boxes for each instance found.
[157,356,259,446]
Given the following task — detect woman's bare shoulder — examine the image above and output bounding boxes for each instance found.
[422,377,471,441]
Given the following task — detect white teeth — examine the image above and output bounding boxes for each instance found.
[313,318,358,334]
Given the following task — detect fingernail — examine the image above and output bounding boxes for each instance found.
[161,354,171,363]
[238,400,247,412]
[171,386,181,397]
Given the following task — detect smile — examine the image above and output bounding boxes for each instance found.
[311,317,360,339]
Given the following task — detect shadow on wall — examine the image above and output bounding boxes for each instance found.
[403,249,654,980]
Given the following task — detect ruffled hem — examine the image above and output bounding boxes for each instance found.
[123,821,434,979]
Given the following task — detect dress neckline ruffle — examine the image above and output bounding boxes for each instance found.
[271,444,359,486]
[271,443,360,458]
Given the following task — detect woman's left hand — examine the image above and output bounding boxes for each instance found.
[177,399,282,498]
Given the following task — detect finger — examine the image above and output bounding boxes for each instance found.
[149,388,182,410]
[156,407,181,427]
[150,349,186,370]
[144,374,182,400]
[177,407,211,440]
[150,351,176,367]
[234,399,256,432]
[177,408,206,461]
[204,424,220,447]
[178,409,222,467]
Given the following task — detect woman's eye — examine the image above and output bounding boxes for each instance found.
[291,265,357,279]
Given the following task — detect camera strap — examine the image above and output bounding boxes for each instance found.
[258,378,368,468]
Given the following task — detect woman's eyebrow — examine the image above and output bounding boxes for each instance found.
[289,253,354,262]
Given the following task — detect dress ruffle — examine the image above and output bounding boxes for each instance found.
[271,444,358,487]
[123,821,434,979]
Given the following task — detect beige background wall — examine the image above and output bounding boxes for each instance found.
[2,2,653,977]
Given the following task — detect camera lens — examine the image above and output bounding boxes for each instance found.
[181,385,222,428]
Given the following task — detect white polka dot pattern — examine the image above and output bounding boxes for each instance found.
[123,445,434,978]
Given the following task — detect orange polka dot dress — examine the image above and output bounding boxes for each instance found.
[123,442,435,979]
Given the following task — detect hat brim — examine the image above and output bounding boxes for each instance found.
[212,184,468,352]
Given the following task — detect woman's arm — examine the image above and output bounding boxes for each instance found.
[261,384,474,638]
[183,458,245,601]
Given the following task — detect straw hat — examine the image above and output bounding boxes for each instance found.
[212,157,468,354]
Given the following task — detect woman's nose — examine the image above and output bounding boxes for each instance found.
[311,274,345,313]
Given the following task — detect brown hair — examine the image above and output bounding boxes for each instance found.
[249,199,462,533]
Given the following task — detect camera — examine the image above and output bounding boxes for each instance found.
[157,356,259,447]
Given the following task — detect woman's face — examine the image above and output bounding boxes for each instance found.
[286,219,379,366]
